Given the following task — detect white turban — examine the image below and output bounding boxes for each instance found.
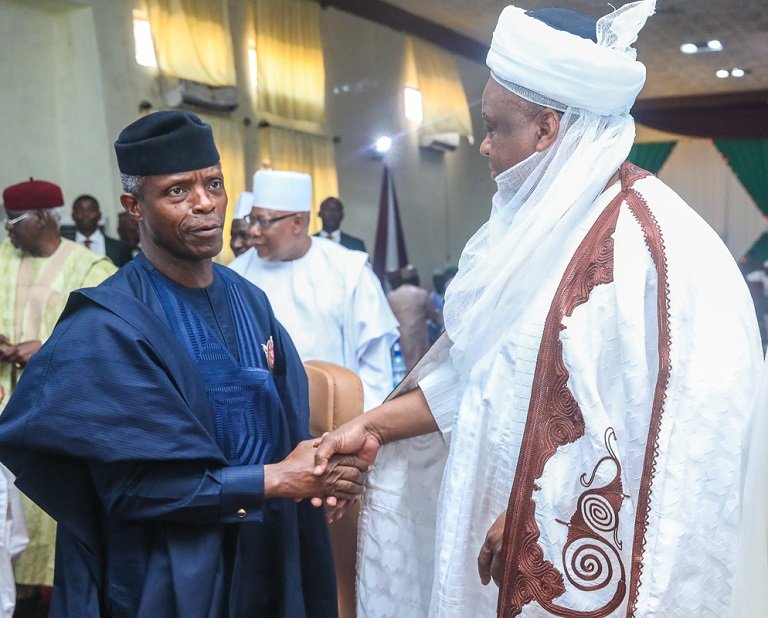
[487,1,655,115]
[443,0,657,377]
[252,170,312,212]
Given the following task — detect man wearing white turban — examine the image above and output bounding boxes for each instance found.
[230,170,399,409]
[316,2,763,616]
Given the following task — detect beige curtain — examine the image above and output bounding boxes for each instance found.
[258,126,338,235]
[253,0,326,131]
[404,37,473,141]
[147,0,236,86]
[200,114,246,264]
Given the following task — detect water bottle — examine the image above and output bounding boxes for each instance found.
[391,340,407,388]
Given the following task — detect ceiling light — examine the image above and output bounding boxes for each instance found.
[375,136,392,154]
[680,40,724,55]
[680,43,698,55]
[731,67,745,77]
[715,69,730,79]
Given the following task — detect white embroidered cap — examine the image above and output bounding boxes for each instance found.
[252,170,312,212]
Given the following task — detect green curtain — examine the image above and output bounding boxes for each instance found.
[626,141,676,174]
[741,233,768,273]
[715,139,768,216]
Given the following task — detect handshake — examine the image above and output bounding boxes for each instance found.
[265,388,431,520]
[263,421,380,520]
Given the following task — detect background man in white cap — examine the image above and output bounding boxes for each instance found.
[229,191,254,258]
[314,2,762,616]
[230,169,398,410]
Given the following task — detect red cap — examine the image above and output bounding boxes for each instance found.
[3,179,64,211]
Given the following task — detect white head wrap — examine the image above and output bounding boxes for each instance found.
[233,191,254,220]
[443,0,656,376]
[487,5,649,116]
[252,170,312,213]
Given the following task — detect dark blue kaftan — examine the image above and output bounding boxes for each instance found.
[0,255,337,617]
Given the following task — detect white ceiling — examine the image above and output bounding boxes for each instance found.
[382,0,768,99]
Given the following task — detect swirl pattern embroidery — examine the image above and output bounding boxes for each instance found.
[497,163,655,617]
[556,429,626,611]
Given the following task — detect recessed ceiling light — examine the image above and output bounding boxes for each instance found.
[715,69,730,79]
[680,40,724,55]
[731,67,746,77]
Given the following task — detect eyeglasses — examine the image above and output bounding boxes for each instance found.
[246,212,299,230]
[3,212,33,228]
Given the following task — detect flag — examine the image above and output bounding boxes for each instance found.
[373,165,408,287]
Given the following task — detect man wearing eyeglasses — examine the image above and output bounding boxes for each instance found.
[0,178,115,615]
[230,170,398,410]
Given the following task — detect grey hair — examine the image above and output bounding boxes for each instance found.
[120,174,145,199]
[47,206,64,227]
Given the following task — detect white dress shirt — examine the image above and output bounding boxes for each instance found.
[318,229,341,243]
[75,229,106,257]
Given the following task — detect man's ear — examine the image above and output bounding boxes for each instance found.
[293,213,310,235]
[119,193,142,222]
[534,109,561,152]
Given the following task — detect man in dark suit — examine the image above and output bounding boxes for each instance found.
[65,194,134,266]
[314,197,367,253]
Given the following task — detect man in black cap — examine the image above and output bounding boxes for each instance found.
[0,111,364,617]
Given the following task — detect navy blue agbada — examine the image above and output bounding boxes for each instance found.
[0,254,337,617]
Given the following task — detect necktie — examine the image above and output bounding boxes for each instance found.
[84,239,92,249]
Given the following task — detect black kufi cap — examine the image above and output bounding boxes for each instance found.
[525,7,597,42]
[114,111,220,176]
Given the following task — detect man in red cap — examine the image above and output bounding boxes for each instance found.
[0,178,115,616]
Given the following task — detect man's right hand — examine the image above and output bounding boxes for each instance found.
[310,418,383,520]
[313,416,383,477]
[264,439,370,503]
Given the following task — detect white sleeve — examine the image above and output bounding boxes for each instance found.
[418,357,461,434]
[358,336,397,410]
[348,264,399,410]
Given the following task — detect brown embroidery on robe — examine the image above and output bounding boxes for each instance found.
[622,164,672,617]
[556,427,626,603]
[496,162,670,617]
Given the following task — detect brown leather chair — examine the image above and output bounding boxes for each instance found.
[304,360,364,618]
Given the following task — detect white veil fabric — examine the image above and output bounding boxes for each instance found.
[444,0,656,378]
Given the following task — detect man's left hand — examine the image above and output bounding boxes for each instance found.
[478,510,507,587]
